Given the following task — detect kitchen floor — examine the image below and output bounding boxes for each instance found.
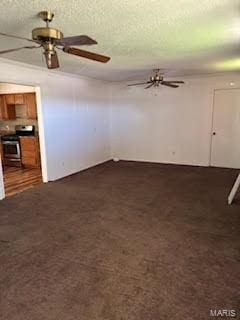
[0,160,239,320]
[3,166,42,197]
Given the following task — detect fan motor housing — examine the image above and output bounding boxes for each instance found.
[32,27,63,41]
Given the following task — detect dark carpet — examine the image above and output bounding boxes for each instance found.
[0,160,239,320]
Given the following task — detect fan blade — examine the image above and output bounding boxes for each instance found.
[145,83,154,89]
[0,46,39,55]
[163,80,184,84]
[56,35,97,46]
[44,51,59,69]
[161,81,179,88]
[63,47,110,63]
[0,32,38,43]
[128,82,151,86]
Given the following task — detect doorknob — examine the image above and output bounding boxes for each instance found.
[212,132,216,136]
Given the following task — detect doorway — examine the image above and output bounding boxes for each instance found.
[210,88,240,169]
[0,82,46,197]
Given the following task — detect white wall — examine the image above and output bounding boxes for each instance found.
[0,59,239,200]
[111,73,240,166]
[0,58,112,199]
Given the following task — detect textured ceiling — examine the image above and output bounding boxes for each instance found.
[0,0,239,81]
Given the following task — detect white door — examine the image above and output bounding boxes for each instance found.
[210,88,240,169]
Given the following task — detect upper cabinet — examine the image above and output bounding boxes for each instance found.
[5,94,15,105]
[5,93,25,105]
[15,94,26,105]
[0,92,37,120]
[0,95,5,119]
[0,95,16,120]
[25,93,37,119]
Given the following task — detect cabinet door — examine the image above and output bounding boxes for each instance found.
[0,95,5,119]
[25,93,37,119]
[5,94,15,105]
[20,136,40,168]
[14,94,25,105]
[6,105,16,120]
[22,154,38,167]
[0,95,16,120]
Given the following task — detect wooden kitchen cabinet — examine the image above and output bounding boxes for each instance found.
[4,94,15,105]
[0,92,37,120]
[20,136,40,168]
[0,96,5,119]
[5,93,25,105]
[14,94,25,105]
[25,93,37,119]
[0,95,16,120]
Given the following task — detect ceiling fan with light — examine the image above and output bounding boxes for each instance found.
[128,69,184,89]
[0,11,111,69]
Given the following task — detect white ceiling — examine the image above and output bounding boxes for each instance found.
[0,0,239,81]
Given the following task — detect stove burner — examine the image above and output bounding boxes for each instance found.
[1,134,19,141]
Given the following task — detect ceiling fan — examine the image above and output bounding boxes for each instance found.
[0,11,111,69]
[128,69,184,89]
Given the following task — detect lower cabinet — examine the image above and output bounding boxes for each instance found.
[20,136,40,168]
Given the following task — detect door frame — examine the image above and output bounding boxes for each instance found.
[0,81,48,200]
[209,87,240,168]
[208,89,216,166]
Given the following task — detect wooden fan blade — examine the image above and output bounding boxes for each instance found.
[128,82,150,86]
[164,80,184,84]
[56,35,97,46]
[44,51,59,69]
[63,47,110,63]
[0,46,39,54]
[145,83,154,89]
[161,81,179,88]
[0,32,38,43]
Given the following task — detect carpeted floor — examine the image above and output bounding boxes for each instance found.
[0,160,239,320]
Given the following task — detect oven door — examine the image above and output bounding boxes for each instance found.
[2,141,20,159]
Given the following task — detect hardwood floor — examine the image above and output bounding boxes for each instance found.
[3,166,42,197]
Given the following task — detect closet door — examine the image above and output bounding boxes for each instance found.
[210,89,240,169]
